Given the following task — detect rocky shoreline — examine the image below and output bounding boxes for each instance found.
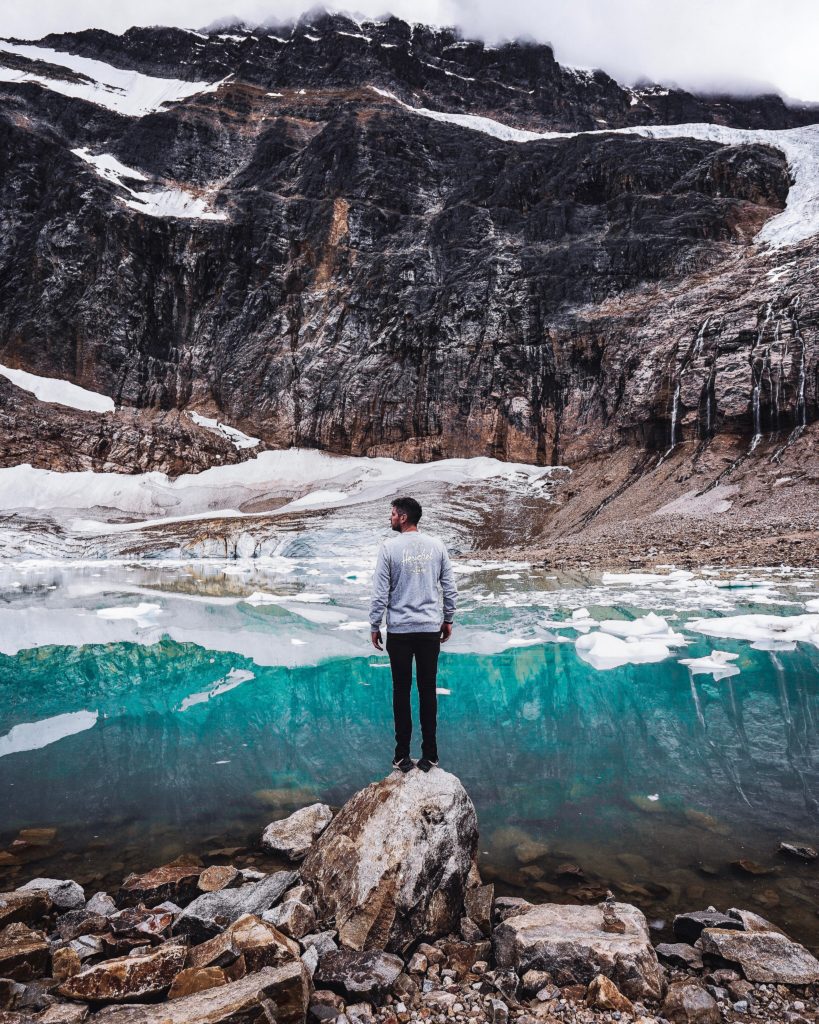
[1,771,817,1024]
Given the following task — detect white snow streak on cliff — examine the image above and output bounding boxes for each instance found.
[0,364,115,413]
[188,412,260,449]
[73,147,226,221]
[0,41,225,116]
[369,88,819,248]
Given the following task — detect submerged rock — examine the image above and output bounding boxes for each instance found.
[172,871,297,942]
[493,901,665,1002]
[262,804,334,861]
[698,927,819,984]
[91,962,309,1024]
[302,770,477,952]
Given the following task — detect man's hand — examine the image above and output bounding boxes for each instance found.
[440,622,453,643]
[371,630,384,651]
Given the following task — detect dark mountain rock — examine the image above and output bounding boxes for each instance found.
[0,14,816,481]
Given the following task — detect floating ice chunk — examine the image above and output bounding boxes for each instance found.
[806,598,819,612]
[188,412,260,449]
[96,602,161,626]
[0,709,98,757]
[688,613,819,649]
[335,620,370,631]
[575,631,674,670]
[290,638,307,645]
[679,650,740,681]
[601,570,695,586]
[436,687,451,695]
[646,793,660,801]
[0,363,114,413]
[0,42,224,117]
[542,606,596,633]
[178,668,254,711]
[599,612,687,646]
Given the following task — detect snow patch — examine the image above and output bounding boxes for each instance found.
[368,87,819,248]
[0,41,225,117]
[0,364,114,413]
[73,147,226,221]
[188,412,260,449]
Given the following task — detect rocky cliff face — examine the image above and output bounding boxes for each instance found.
[0,12,817,481]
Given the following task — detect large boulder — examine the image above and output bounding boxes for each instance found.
[698,927,819,984]
[493,901,665,1002]
[262,804,334,861]
[92,963,309,1024]
[301,770,477,953]
[173,871,297,942]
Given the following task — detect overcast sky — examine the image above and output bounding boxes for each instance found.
[4,0,819,103]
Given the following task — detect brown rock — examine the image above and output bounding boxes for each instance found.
[263,898,317,940]
[732,859,775,876]
[90,962,310,1024]
[0,922,50,980]
[586,974,634,1014]
[37,1005,90,1023]
[57,943,187,1002]
[168,966,227,1000]
[439,940,491,980]
[17,829,57,847]
[55,909,109,941]
[187,913,299,973]
[661,979,719,1024]
[118,865,202,907]
[197,866,240,893]
[52,946,82,981]
[464,884,493,936]
[0,891,52,928]
[109,907,174,942]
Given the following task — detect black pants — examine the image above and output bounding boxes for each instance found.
[386,631,441,761]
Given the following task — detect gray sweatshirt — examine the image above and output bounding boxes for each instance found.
[369,531,458,633]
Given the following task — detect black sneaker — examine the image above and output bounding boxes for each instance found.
[392,756,415,774]
[417,757,439,773]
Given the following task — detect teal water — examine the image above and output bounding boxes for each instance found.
[1,565,818,946]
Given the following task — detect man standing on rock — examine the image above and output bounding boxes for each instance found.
[370,496,457,774]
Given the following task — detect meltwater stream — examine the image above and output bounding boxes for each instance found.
[1,554,818,948]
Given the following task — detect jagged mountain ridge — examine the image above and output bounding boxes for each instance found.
[0,11,817,486]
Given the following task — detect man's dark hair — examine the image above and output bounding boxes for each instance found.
[392,496,422,525]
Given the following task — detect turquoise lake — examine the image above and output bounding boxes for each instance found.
[1,555,818,948]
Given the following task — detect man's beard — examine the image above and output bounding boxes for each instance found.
[391,522,401,532]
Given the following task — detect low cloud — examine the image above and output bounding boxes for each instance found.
[2,0,818,103]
